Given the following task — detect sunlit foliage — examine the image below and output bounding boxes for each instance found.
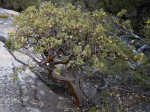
[10,2,144,76]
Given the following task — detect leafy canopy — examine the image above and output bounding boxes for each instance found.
[11,1,143,74]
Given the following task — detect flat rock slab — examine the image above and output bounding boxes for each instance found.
[0,41,79,112]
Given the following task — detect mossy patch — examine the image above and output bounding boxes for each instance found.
[0,14,9,18]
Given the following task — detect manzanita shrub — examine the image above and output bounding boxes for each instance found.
[10,1,145,107]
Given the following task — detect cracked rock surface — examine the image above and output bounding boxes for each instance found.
[0,8,79,112]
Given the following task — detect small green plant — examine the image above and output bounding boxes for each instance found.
[101,90,111,112]
[5,37,12,49]
[10,66,24,82]
[89,106,95,112]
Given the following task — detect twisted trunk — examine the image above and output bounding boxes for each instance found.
[48,67,89,108]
